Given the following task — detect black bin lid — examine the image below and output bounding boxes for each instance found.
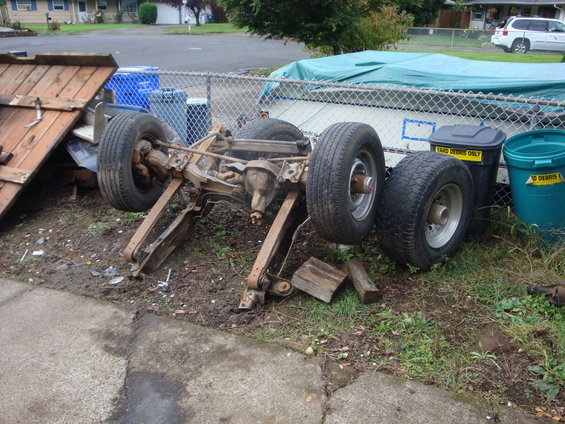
[428,125,506,150]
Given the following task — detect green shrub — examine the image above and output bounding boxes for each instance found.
[95,10,105,24]
[115,10,123,24]
[138,3,157,25]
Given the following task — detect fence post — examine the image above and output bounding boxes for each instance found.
[206,75,212,112]
[451,29,455,48]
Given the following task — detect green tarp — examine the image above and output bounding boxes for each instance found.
[266,51,565,101]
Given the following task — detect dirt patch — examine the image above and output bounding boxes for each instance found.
[0,177,563,420]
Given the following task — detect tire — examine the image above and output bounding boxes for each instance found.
[511,38,530,53]
[97,112,167,212]
[307,122,385,244]
[375,152,473,270]
[234,118,304,160]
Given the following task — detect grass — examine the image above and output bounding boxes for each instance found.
[250,212,565,409]
[166,23,246,35]
[24,23,144,35]
[399,34,487,48]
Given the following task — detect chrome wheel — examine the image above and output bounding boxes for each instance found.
[348,150,377,221]
[425,183,463,249]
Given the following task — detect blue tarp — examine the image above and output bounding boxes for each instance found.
[266,51,565,101]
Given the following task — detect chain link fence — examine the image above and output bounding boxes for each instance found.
[105,69,565,206]
[398,27,495,49]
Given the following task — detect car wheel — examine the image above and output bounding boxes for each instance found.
[307,122,385,244]
[375,152,473,270]
[97,112,168,212]
[511,38,530,53]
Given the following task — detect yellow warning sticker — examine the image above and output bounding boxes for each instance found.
[434,146,483,162]
[526,172,564,186]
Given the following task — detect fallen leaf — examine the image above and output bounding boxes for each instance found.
[340,397,349,402]
[287,352,292,357]
[306,396,313,403]
[535,412,544,417]
[174,310,187,314]
[305,346,315,356]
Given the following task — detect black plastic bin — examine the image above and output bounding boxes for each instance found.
[428,125,506,236]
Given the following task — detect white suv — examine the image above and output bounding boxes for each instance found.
[491,16,565,53]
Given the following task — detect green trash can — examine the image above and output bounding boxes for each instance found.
[428,125,506,236]
[503,130,565,243]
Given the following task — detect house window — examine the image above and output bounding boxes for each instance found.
[521,6,531,16]
[122,0,137,13]
[16,0,32,10]
[97,0,107,11]
[472,10,484,20]
[52,0,65,10]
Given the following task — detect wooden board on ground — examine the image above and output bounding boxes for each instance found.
[344,259,380,304]
[291,257,347,303]
[0,53,117,221]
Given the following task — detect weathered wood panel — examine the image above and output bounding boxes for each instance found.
[0,53,117,220]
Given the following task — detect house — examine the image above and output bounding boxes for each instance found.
[4,0,140,24]
[461,0,565,29]
[2,0,212,25]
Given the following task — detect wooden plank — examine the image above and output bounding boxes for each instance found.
[0,53,118,68]
[0,94,88,111]
[0,58,118,221]
[0,165,30,184]
[291,257,347,303]
[0,64,36,95]
[71,67,116,101]
[12,65,50,94]
[58,66,98,99]
[0,64,9,76]
[344,259,380,304]
[28,65,81,98]
[0,110,81,219]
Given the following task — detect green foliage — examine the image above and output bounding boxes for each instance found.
[222,0,411,55]
[138,3,158,25]
[528,354,565,401]
[95,10,105,24]
[397,0,443,26]
[115,10,124,24]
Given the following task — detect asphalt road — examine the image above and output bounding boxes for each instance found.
[0,31,311,72]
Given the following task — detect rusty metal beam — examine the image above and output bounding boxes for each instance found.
[123,177,184,262]
[246,190,302,291]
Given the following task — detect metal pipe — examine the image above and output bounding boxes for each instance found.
[156,140,249,164]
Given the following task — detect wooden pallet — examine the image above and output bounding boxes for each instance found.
[0,53,117,221]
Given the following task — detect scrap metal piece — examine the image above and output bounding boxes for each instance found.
[24,97,42,128]
[124,178,184,262]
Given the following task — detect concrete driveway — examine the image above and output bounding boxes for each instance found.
[0,25,311,72]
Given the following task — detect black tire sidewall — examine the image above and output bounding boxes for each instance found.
[376,152,473,270]
[410,163,473,268]
[307,122,385,244]
[98,112,167,212]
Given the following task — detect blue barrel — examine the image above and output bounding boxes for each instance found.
[186,98,212,144]
[149,88,189,146]
[503,130,565,243]
[104,66,159,110]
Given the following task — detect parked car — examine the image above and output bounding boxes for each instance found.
[491,16,565,53]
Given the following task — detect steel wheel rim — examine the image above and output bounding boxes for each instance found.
[348,149,377,221]
[425,183,463,249]
[132,137,157,192]
[514,42,527,53]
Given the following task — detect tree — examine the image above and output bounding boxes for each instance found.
[222,0,412,55]
[398,0,444,27]
[161,0,213,26]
